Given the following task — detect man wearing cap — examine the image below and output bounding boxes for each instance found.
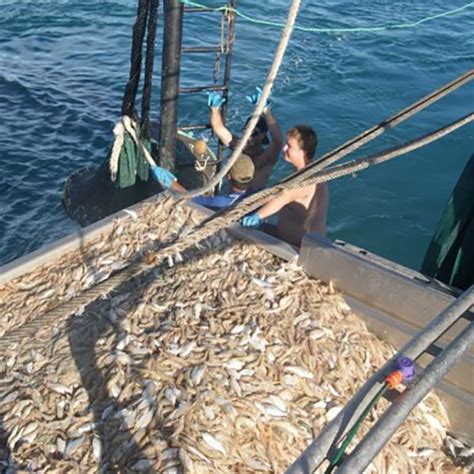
[208,87,282,192]
[150,153,255,210]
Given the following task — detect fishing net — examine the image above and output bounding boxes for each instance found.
[422,153,474,290]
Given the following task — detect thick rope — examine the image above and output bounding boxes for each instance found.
[121,0,149,117]
[171,113,474,242]
[141,0,160,137]
[282,69,474,186]
[0,262,154,349]
[188,113,474,227]
[299,113,474,189]
[174,0,302,198]
[180,68,472,202]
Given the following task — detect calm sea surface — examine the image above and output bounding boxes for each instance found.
[0,0,473,269]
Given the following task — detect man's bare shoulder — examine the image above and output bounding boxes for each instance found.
[297,183,317,198]
[254,148,272,170]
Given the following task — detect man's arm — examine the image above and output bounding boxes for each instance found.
[256,187,301,220]
[170,180,187,193]
[210,107,233,146]
[240,188,298,228]
[263,108,283,165]
[151,165,187,192]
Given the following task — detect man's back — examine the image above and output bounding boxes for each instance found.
[250,146,280,192]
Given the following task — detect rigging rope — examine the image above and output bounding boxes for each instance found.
[299,113,474,190]
[120,0,159,134]
[121,0,149,118]
[141,0,159,136]
[178,112,474,245]
[180,0,474,35]
[210,70,474,215]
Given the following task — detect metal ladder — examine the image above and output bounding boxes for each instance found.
[179,1,238,167]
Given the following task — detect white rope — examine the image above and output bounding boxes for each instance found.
[109,121,126,182]
[109,115,158,182]
[121,115,157,167]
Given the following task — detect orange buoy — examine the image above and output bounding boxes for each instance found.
[194,139,207,156]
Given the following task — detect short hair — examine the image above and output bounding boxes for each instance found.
[229,178,252,192]
[286,125,318,160]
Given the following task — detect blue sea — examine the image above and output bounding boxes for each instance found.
[0,0,473,270]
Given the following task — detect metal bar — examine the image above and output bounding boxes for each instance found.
[159,0,184,171]
[285,286,474,473]
[179,84,226,94]
[183,7,216,13]
[182,46,221,53]
[216,0,237,192]
[338,321,474,473]
[179,124,211,131]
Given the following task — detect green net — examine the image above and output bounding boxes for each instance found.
[117,134,151,188]
[421,154,474,290]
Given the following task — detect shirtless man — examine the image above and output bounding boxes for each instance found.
[208,88,282,192]
[242,125,329,247]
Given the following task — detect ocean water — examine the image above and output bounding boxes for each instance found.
[0,0,473,270]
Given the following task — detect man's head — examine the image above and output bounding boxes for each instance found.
[228,153,255,191]
[283,125,318,168]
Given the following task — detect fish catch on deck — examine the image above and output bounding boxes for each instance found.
[0,195,464,472]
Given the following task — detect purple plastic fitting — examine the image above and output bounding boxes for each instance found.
[396,356,415,382]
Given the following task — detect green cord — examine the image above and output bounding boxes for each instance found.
[180,0,474,35]
[324,383,390,473]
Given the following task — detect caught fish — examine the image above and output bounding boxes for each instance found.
[202,432,226,455]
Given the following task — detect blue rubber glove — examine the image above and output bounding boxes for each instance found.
[241,212,263,228]
[207,91,226,109]
[246,86,272,111]
[151,165,176,188]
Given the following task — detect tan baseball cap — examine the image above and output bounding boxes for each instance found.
[229,153,255,184]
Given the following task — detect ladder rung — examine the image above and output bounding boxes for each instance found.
[180,124,211,132]
[180,85,226,94]
[177,161,197,168]
[184,7,216,13]
[182,46,222,54]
